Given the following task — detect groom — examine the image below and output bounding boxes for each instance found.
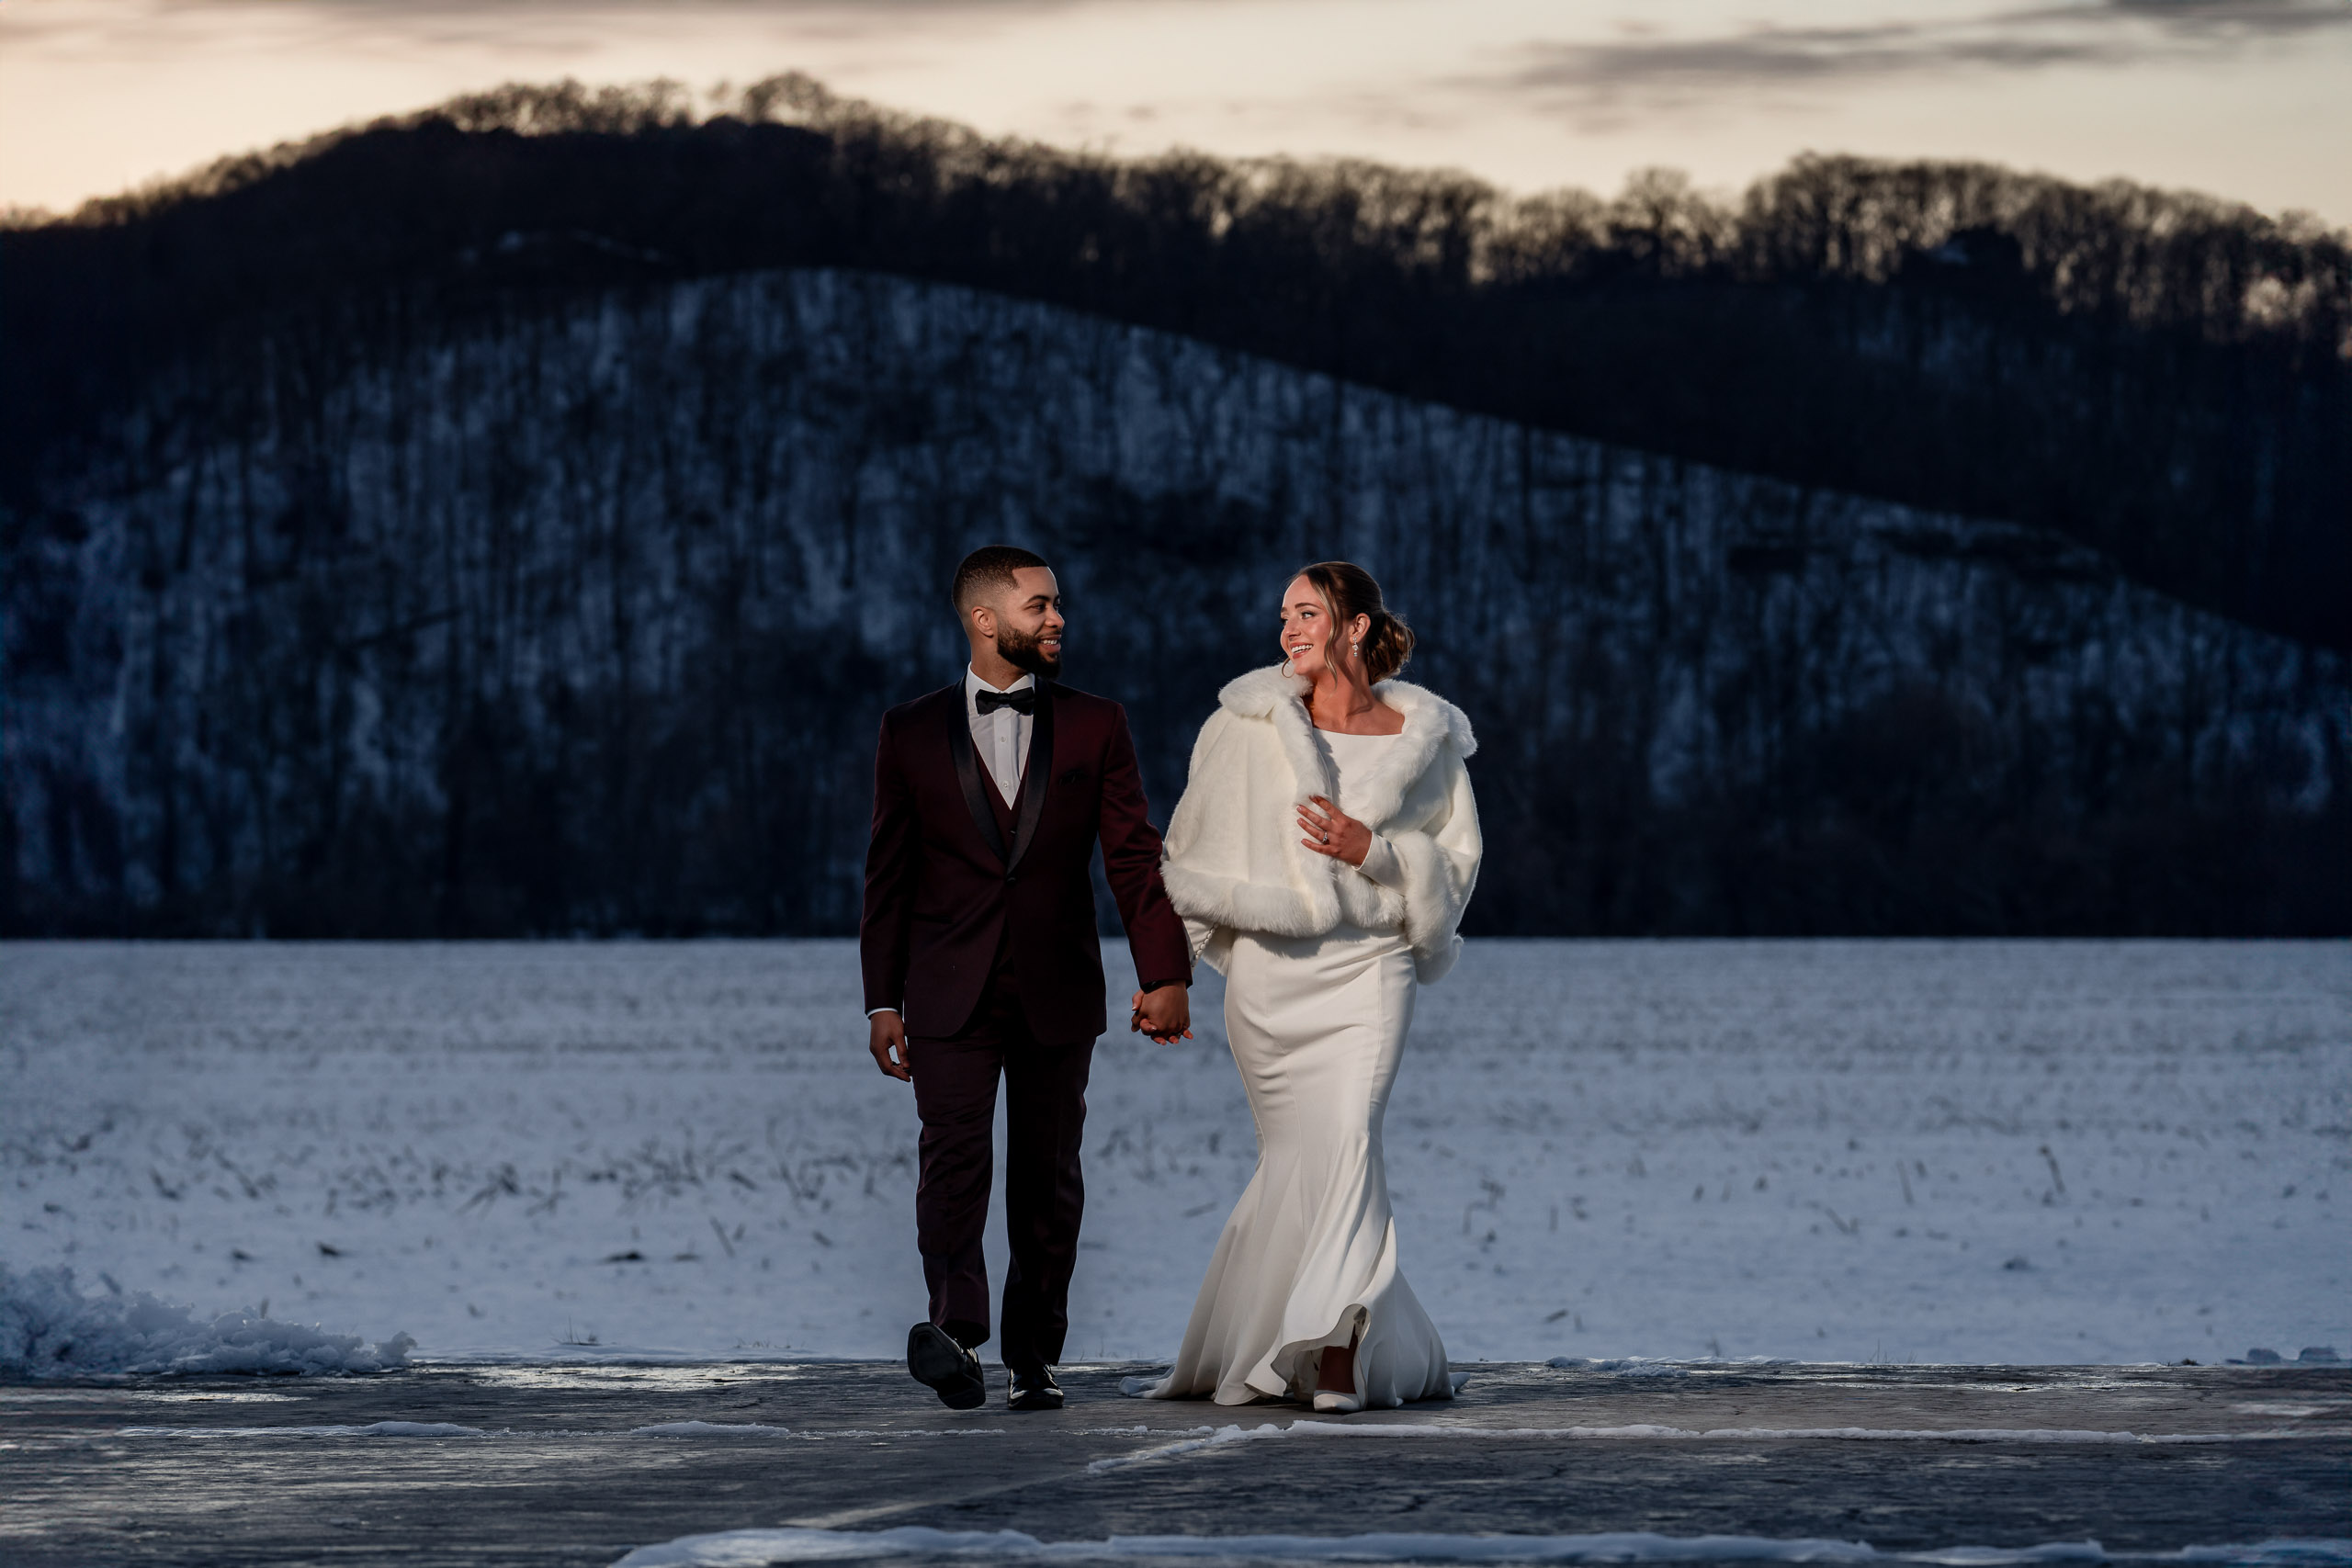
[862,545,1193,1412]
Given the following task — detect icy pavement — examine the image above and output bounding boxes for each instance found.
[610,1529,2352,1566]
[1,940,2346,1368]
[3,1359,2346,1566]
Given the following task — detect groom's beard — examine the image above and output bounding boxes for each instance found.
[999,625,1062,680]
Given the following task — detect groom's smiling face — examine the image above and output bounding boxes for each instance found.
[984,567,1065,678]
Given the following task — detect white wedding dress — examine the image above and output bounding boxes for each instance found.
[1145,728,1454,1407]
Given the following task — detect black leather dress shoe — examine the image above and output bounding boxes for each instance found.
[1008,1366,1064,1411]
[908,1323,988,1410]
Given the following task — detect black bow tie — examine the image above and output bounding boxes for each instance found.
[975,686,1036,716]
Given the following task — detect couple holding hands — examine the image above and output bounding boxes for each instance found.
[861,547,1481,1415]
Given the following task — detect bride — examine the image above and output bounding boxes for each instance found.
[1139,561,1481,1412]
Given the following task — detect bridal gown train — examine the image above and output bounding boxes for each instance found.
[1148,728,1453,1407]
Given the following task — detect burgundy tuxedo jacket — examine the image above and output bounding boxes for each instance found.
[860,680,1192,1044]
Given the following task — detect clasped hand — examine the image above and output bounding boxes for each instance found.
[873,986,1191,1077]
[1297,795,1372,867]
[1129,984,1193,1043]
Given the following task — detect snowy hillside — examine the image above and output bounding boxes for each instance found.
[6,268,2346,935]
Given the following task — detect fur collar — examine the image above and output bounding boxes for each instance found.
[1216,665,1476,829]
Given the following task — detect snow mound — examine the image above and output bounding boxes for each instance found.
[0,1264,414,1380]
[612,1530,2352,1567]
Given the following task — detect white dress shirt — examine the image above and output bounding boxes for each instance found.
[965,667,1035,807]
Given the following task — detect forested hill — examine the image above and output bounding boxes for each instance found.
[2,81,2347,938]
[8,75,2347,650]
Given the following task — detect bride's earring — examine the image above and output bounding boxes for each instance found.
[1280,657,1295,678]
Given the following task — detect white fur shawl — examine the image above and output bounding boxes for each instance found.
[1159,665,1483,984]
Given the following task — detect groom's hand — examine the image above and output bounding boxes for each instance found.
[1129,983,1193,1043]
[869,1011,912,1082]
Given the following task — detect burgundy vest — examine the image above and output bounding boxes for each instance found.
[985,772,1025,852]
[982,773,1028,987]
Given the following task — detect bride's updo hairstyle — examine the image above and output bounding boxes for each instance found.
[1296,560,1415,683]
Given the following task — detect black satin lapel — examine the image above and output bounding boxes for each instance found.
[944,691,1009,866]
[1006,684,1054,875]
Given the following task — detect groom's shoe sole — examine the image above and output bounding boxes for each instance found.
[908,1323,988,1411]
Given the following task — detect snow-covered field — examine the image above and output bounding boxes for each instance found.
[3,941,2345,1371]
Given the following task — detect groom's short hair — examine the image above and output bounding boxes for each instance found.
[952,546,1051,615]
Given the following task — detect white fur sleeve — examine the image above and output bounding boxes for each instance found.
[1391,748,1483,984]
[1159,709,1229,868]
[1162,710,1241,971]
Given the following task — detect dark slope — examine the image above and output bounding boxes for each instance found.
[6,269,2343,937]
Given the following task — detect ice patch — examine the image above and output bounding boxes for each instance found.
[796,1428,1010,1439]
[0,1264,413,1379]
[1119,1374,1475,1399]
[1547,1358,1793,1377]
[118,1421,482,1438]
[633,1421,795,1438]
[433,1345,848,1368]
[1082,1420,2314,1473]
[612,1527,2352,1565]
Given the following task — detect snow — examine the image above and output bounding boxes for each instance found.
[2,939,2345,1369]
[0,1260,413,1378]
[608,1526,2352,1566]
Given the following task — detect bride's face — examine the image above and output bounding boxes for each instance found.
[1279,576,1339,678]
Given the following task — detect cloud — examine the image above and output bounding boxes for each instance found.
[0,0,1080,53]
[2096,0,2352,34]
[1503,22,2109,94]
[1483,0,2352,115]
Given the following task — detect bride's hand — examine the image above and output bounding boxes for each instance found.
[1298,795,1372,868]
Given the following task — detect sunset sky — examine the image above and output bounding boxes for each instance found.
[5,0,2349,225]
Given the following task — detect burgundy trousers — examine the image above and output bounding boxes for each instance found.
[907,976,1093,1375]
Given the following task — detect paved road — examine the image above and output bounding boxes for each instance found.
[4,1361,2346,1565]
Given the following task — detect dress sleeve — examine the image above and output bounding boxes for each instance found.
[1356,834,1404,889]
